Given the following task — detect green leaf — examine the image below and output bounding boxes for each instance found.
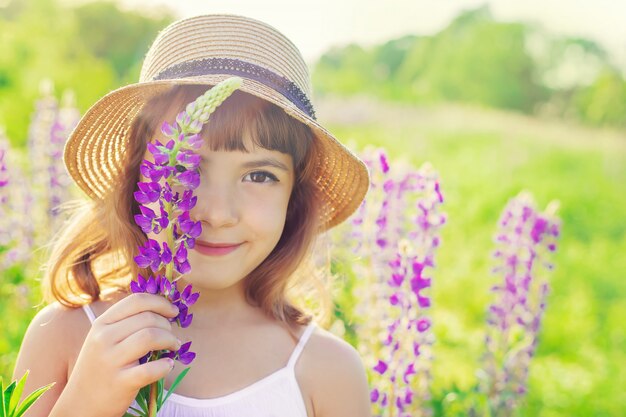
[160,367,190,406]
[124,405,145,417]
[3,380,16,416]
[13,382,55,417]
[1,376,6,417]
[135,386,149,414]
[156,378,163,410]
[8,371,29,416]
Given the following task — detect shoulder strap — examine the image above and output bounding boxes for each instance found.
[81,304,97,324]
[286,321,316,369]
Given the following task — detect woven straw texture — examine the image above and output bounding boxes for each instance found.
[63,14,370,231]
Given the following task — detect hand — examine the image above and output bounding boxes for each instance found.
[63,293,181,417]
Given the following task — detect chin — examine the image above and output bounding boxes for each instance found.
[177,271,244,290]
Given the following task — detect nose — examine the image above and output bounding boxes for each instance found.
[189,183,239,228]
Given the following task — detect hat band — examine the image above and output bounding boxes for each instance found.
[152,57,316,120]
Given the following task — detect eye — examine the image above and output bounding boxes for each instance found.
[244,170,279,183]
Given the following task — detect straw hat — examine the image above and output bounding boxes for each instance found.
[63,13,369,231]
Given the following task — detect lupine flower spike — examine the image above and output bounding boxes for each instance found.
[126,77,243,417]
[335,147,446,417]
[475,191,560,417]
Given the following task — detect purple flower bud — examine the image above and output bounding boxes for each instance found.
[186,133,203,149]
[140,160,176,182]
[177,211,202,239]
[176,110,191,127]
[176,341,196,365]
[189,119,204,133]
[161,121,176,136]
[134,238,162,272]
[416,318,430,332]
[175,242,188,263]
[145,275,159,294]
[158,204,170,229]
[176,149,201,170]
[176,169,200,189]
[370,388,380,403]
[147,141,171,165]
[389,293,400,305]
[161,242,173,264]
[134,181,161,204]
[173,284,200,307]
[134,206,157,234]
[177,190,197,211]
[373,360,388,375]
[176,259,191,274]
[130,274,148,293]
[379,152,389,173]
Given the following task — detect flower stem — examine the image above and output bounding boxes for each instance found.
[147,351,160,416]
[148,381,158,417]
[165,200,175,280]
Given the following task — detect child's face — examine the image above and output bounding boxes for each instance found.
[140,126,294,293]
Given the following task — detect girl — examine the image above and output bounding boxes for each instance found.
[12,13,371,417]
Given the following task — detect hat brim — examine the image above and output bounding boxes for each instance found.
[63,74,370,232]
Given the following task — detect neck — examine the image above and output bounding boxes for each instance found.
[172,276,262,330]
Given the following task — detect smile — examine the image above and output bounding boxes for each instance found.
[193,241,243,257]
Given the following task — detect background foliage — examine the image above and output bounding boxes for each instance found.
[1,1,624,416]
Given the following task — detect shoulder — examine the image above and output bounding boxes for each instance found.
[17,290,130,378]
[18,301,90,364]
[10,301,90,415]
[297,324,372,417]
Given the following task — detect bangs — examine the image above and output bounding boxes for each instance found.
[163,84,313,169]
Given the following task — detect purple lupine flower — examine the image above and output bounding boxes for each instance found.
[134,181,162,204]
[476,192,560,416]
[0,140,8,189]
[175,169,200,189]
[140,160,177,182]
[128,77,243,417]
[332,147,446,417]
[0,135,11,257]
[176,149,202,170]
[177,190,197,211]
[0,131,37,268]
[134,239,164,272]
[163,341,196,365]
[48,90,79,230]
[147,140,174,165]
[21,80,58,259]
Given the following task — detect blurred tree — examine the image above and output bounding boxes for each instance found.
[0,0,175,147]
[73,2,172,82]
[571,68,626,128]
[423,5,547,112]
[312,4,625,129]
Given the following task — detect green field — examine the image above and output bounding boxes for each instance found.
[317,95,626,416]
[2,96,625,416]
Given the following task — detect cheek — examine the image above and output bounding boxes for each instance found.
[242,188,290,234]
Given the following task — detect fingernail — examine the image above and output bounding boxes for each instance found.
[168,358,175,368]
[176,339,182,349]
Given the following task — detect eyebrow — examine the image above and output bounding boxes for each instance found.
[201,157,290,172]
[242,158,291,171]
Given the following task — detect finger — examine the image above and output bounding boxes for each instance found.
[112,327,181,367]
[105,311,174,345]
[121,356,175,389]
[98,292,179,325]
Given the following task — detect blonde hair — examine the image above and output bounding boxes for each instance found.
[41,84,334,327]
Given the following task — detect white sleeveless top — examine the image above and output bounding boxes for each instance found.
[81,304,314,417]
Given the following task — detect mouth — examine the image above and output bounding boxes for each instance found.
[194,240,243,256]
